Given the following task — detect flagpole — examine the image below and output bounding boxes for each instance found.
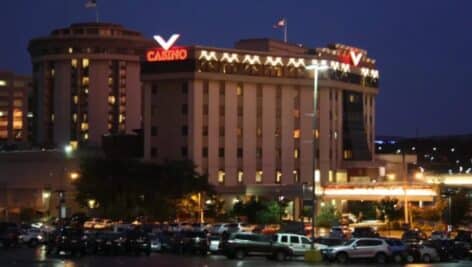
[95,3,99,23]
[284,19,287,43]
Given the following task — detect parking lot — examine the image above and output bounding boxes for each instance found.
[0,247,471,267]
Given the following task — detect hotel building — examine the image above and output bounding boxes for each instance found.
[142,38,383,205]
[28,23,154,148]
[0,71,31,147]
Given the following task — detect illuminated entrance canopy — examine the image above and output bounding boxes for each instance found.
[146,33,188,62]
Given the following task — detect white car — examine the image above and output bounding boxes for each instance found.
[227,223,255,233]
[19,228,44,247]
[210,223,231,234]
[209,235,221,254]
[273,233,314,257]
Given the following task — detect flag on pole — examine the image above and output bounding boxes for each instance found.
[273,18,286,29]
[85,0,97,8]
[273,18,288,43]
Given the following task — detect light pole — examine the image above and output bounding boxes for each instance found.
[305,62,329,249]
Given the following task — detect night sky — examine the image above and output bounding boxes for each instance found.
[1,0,471,137]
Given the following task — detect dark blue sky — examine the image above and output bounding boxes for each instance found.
[1,0,471,137]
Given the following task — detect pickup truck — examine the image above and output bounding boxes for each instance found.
[220,232,302,261]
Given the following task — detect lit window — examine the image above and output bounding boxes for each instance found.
[71,59,78,68]
[237,170,244,183]
[82,77,89,86]
[256,170,263,183]
[81,123,88,131]
[343,150,352,159]
[108,95,116,105]
[84,88,89,94]
[73,95,79,104]
[314,129,319,138]
[276,170,282,183]
[82,58,89,68]
[293,129,300,139]
[293,109,300,118]
[218,170,225,184]
[51,69,55,77]
[328,170,334,183]
[84,133,89,140]
[236,86,243,96]
[257,128,262,137]
[72,113,77,122]
[315,169,320,183]
[0,80,6,87]
[119,114,125,123]
[293,169,299,182]
[294,149,299,159]
[237,127,242,137]
[51,114,55,122]
[68,47,73,54]
[108,77,113,85]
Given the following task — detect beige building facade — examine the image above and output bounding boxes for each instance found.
[142,39,380,201]
[28,23,153,148]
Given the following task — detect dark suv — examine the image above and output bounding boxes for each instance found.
[0,222,19,248]
[46,227,87,256]
[220,233,289,260]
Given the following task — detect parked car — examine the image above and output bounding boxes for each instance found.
[209,235,221,254]
[209,223,231,235]
[46,227,87,256]
[430,230,448,240]
[272,233,313,258]
[329,226,348,240]
[0,222,19,248]
[83,218,100,229]
[149,233,163,252]
[227,223,255,233]
[384,238,408,263]
[405,242,440,263]
[124,229,151,256]
[180,230,209,255]
[220,232,289,260]
[351,227,379,238]
[321,238,392,263]
[18,227,44,247]
[93,219,113,230]
[425,239,455,261]
[312,237,344,248]
[401,229,427,244]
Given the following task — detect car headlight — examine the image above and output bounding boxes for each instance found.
[37,235,43,240]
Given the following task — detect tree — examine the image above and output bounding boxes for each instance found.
[316,204,341,228]
[376,197,402,221]
[74,157,212,220]
[230,197,284,224]
[347,201,376,220]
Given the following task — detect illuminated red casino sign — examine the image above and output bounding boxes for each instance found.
[146,33,188,62]
[338,50,363,67]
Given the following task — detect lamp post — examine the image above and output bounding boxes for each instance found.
[305,62,329,249]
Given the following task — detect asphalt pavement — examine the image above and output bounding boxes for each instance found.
[0,247,471,267]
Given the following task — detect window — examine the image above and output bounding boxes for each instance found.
[181,147,187,157]
[151,126,157,136]
[236,86,243,96]
[293,129,300,139]
[219,126,225,136]
[280,236,288,243]
[343,150,352,159]
[237,148,243,158]
[182,81,188,94]
[203,104,209,115]
[218,148,224,158]
[151,147,157,158]
[181,104,188,114]
[302,237,311,244]
[276,170,282,183]
[202,126,208,136]
[181,125,188,136]
[202,147,208,157]
[294,149,299,159]
[218,170,225,184]
[256,171,263,183]
[290,236,300,244]
[237,170,243,183]
[256,148,262,158]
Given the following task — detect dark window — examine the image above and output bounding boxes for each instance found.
[151,84,158,94]
[181,147,188,157]
[281,236,288,243]
[151,126,157,136]
[219,126,225,136]
[302,237,311,244]
[219,148,224,158]
[256,148,262,158]
[203,104,209,115]
[151,147,157,158]
[182,104,188,114]
[181,126,188,136]
[182,81,188,94]
[290,236,300,244]
[237,148,243,158]
[203,126,208,136]
[202,147,208,157]
[219,105,225,116]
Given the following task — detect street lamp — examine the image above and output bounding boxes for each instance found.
[305,62,329,249]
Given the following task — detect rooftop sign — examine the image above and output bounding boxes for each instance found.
[146,34,188,62]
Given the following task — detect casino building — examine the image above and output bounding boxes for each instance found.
[142,37,384,208]
[28,23,154,148]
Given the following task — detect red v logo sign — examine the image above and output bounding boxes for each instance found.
[153,34,180,51]
[350,51,362,66]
